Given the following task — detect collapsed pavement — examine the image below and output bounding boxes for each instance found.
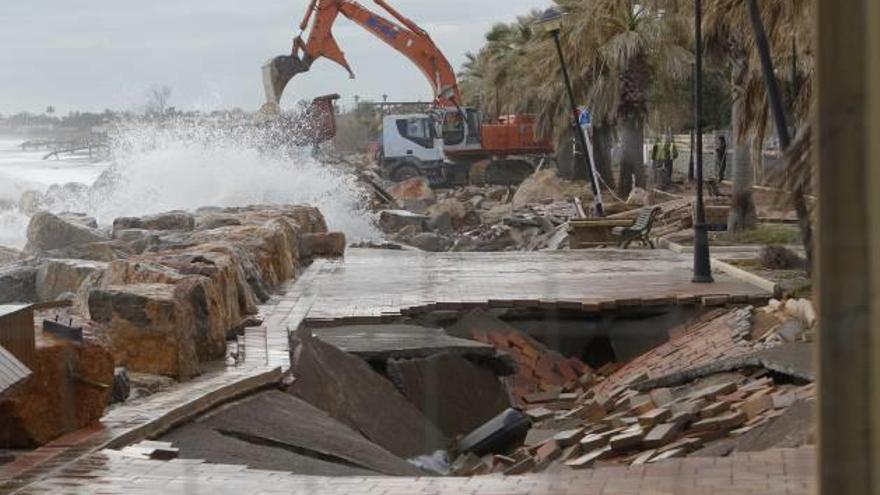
[151,291,815,478]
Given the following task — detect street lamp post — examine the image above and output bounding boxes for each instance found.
[535,9,604,217]
[692,0,713,283]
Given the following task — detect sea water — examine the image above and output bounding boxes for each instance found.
[0,120,378,249]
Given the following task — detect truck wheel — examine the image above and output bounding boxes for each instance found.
[390,164,421,182]
[486,159,534,185]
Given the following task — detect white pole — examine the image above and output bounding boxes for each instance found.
[580,124,604,208]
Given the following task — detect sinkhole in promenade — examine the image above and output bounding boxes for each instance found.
[152,302,715,477]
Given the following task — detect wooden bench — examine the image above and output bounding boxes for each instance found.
[611,206,661,249]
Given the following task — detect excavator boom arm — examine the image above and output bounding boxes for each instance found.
[265,0,461,108]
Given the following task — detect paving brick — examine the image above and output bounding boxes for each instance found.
[609,429,645,452]
[699,401,731,418]
[649,448,686,462]
[631,449,658,465]
[565,447,613,469]
[503,456,536,475]
[553,428,586,447]
[579,433,609,451]
[739,391,774,419]
[643,422,684,448]
[534,440,562,466]
[525,407,554,421]
[638,408,671,428]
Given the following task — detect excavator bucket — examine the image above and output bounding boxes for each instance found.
[259,54,312,116]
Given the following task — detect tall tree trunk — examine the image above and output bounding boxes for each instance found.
[747,0,812,272]
[593,124,615,190]
[617,114,645,197]
[727,77,757,231]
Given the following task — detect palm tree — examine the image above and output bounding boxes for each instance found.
[458,51,487,109]
[478,14,541,119]
[705,0,815,258]
[561,0,692,196]
[704,0,758,231]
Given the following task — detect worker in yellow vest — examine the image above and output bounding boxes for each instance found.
[650,137,666,188]
[651,136,678,189]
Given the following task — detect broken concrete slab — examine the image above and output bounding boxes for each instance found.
[288,329,448,458]
[386,352,510,438]
[312,324,496,362]
[634,342,815,391]
[733,399,814,452]
[162,390,421,476]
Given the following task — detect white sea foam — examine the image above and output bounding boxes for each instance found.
[0,121,379,249]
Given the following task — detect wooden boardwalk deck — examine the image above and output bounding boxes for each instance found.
[292,248,771,326]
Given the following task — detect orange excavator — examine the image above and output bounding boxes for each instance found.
[263,0,554,185]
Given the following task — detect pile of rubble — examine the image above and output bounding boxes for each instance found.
[374,170,589,252]
[146,296,815,478]
[445,303,816,475]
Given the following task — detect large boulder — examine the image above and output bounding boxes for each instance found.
[378,210,427,234]
[57,212,99,229]
[195,213,242,231]
[25,211,110,254]
[387,177,436,211]
[187,217,303,291]
[0,263,37,303]
[0,246,25,266]
[17,190,44,215]
[387,177,435,202]
[36,259,107,306]
[0,329,114,447]
[288,329,448,458]
[300,232,346,258]
[407,232,452,252]
[113,210,196,234]
[108,255,254,354]
[89,283,202,380]
[112,228,160,253]
[426,198,469,230]
[511,170,566,210]
[42,241,120,262]
[225,204,328,234]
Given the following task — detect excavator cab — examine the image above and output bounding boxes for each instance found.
[441,107,482,149]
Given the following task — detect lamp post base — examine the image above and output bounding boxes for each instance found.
[692,223,714,283]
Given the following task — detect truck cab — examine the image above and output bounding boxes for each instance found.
[379,108,483,184]
[379,113,445,182]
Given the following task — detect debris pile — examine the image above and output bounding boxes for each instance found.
[375,171,591,252]
[465,321,594,407]
[445,304,816,475]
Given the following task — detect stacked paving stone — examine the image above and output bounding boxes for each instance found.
[469,328,594,406]
[450,305,815,475]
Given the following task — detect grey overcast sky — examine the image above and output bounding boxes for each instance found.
[0,0,550,115]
